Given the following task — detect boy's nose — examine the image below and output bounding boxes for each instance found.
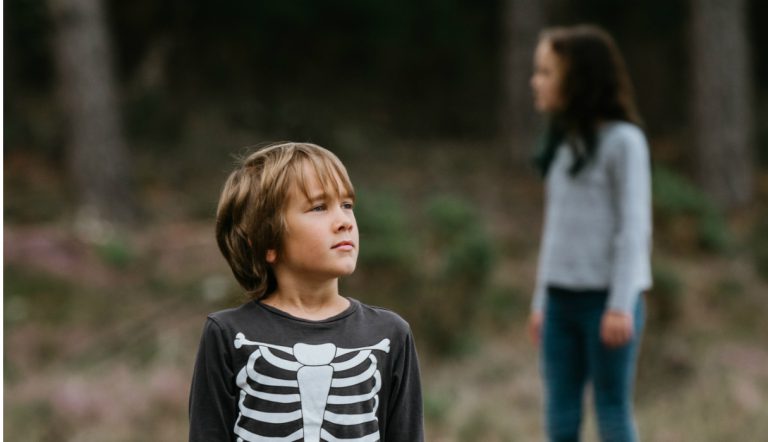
[335,218,354,232]
[334,211,354,232]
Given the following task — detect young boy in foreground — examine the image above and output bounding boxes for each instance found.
[189,142,424,442]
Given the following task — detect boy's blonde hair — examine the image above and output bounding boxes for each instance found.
[216,142,355,300]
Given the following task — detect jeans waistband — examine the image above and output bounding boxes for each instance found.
[547,285,609,298]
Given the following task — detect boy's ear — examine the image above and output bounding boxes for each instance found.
[266,249,277,264]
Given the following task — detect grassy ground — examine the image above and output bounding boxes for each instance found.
[5,143,768,440]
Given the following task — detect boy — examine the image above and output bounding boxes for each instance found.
[189,142,424,442]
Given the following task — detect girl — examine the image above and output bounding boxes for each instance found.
[528,25,652,442]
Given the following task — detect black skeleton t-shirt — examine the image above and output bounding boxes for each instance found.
[189,298,424,442]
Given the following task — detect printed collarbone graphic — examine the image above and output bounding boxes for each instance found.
[233,332,391,442]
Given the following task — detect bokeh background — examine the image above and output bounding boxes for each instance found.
[5,0,768,440]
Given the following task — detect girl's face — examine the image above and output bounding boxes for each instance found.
[531,40,566,114]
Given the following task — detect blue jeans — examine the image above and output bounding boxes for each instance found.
[542,287,645,442]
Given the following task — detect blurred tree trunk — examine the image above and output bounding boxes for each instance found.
[690,0,754,208]
[50,0,135,228]
[499,0,544,164]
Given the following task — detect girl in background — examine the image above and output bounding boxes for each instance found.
[528,25,652,442]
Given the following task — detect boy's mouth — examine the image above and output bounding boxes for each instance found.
[332,241,355,250]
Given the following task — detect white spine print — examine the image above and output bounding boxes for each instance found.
[233,333,390,442]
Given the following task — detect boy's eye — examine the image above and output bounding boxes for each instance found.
[342,202,354,210]
[310,204,326,212]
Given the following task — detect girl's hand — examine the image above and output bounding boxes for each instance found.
[600,311,633,347]
[528,312,544,346]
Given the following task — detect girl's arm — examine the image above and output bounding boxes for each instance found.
[606,125,652,314]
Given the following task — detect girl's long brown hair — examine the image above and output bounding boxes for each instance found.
[534,25,642,176]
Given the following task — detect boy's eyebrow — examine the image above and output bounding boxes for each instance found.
[305,190,354,203]
[306,192,327,203]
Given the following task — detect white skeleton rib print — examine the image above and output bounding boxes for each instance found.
[232,332,391,442]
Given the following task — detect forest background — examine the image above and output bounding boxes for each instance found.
[5,0,768,440]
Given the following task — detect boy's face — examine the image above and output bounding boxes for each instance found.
[267,162,358,283]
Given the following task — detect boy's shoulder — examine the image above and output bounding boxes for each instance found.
[354,299,412,330]
[199,298,414,355]
[203,298,411,331]
[205,300,261,329]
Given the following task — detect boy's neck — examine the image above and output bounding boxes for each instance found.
[261,279,350,321]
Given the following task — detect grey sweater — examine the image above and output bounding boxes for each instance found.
[532,121,652,314]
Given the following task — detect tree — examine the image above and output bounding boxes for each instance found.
[499,0,545,163]
[50,0,135,229]
[690,0,754,208]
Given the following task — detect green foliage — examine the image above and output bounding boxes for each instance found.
[3,263,150,340]
[95,235,136,268]
[457,411,495,442]
[418,195,497,355]
[351,191,498,357]
[653,167,708,214]
[752,214,768,282]
[649,261,683,328]
[423,389,453,424]
[715,277,744,297]
[425,196,476,241]
[354,190,415,268]
[696,212,729,252]
[478,286,529,330]
[425,195,496,283]
[652,166,730,252]
[4,400,53,442]
[4,265,75,326]
[4,157,71,223]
